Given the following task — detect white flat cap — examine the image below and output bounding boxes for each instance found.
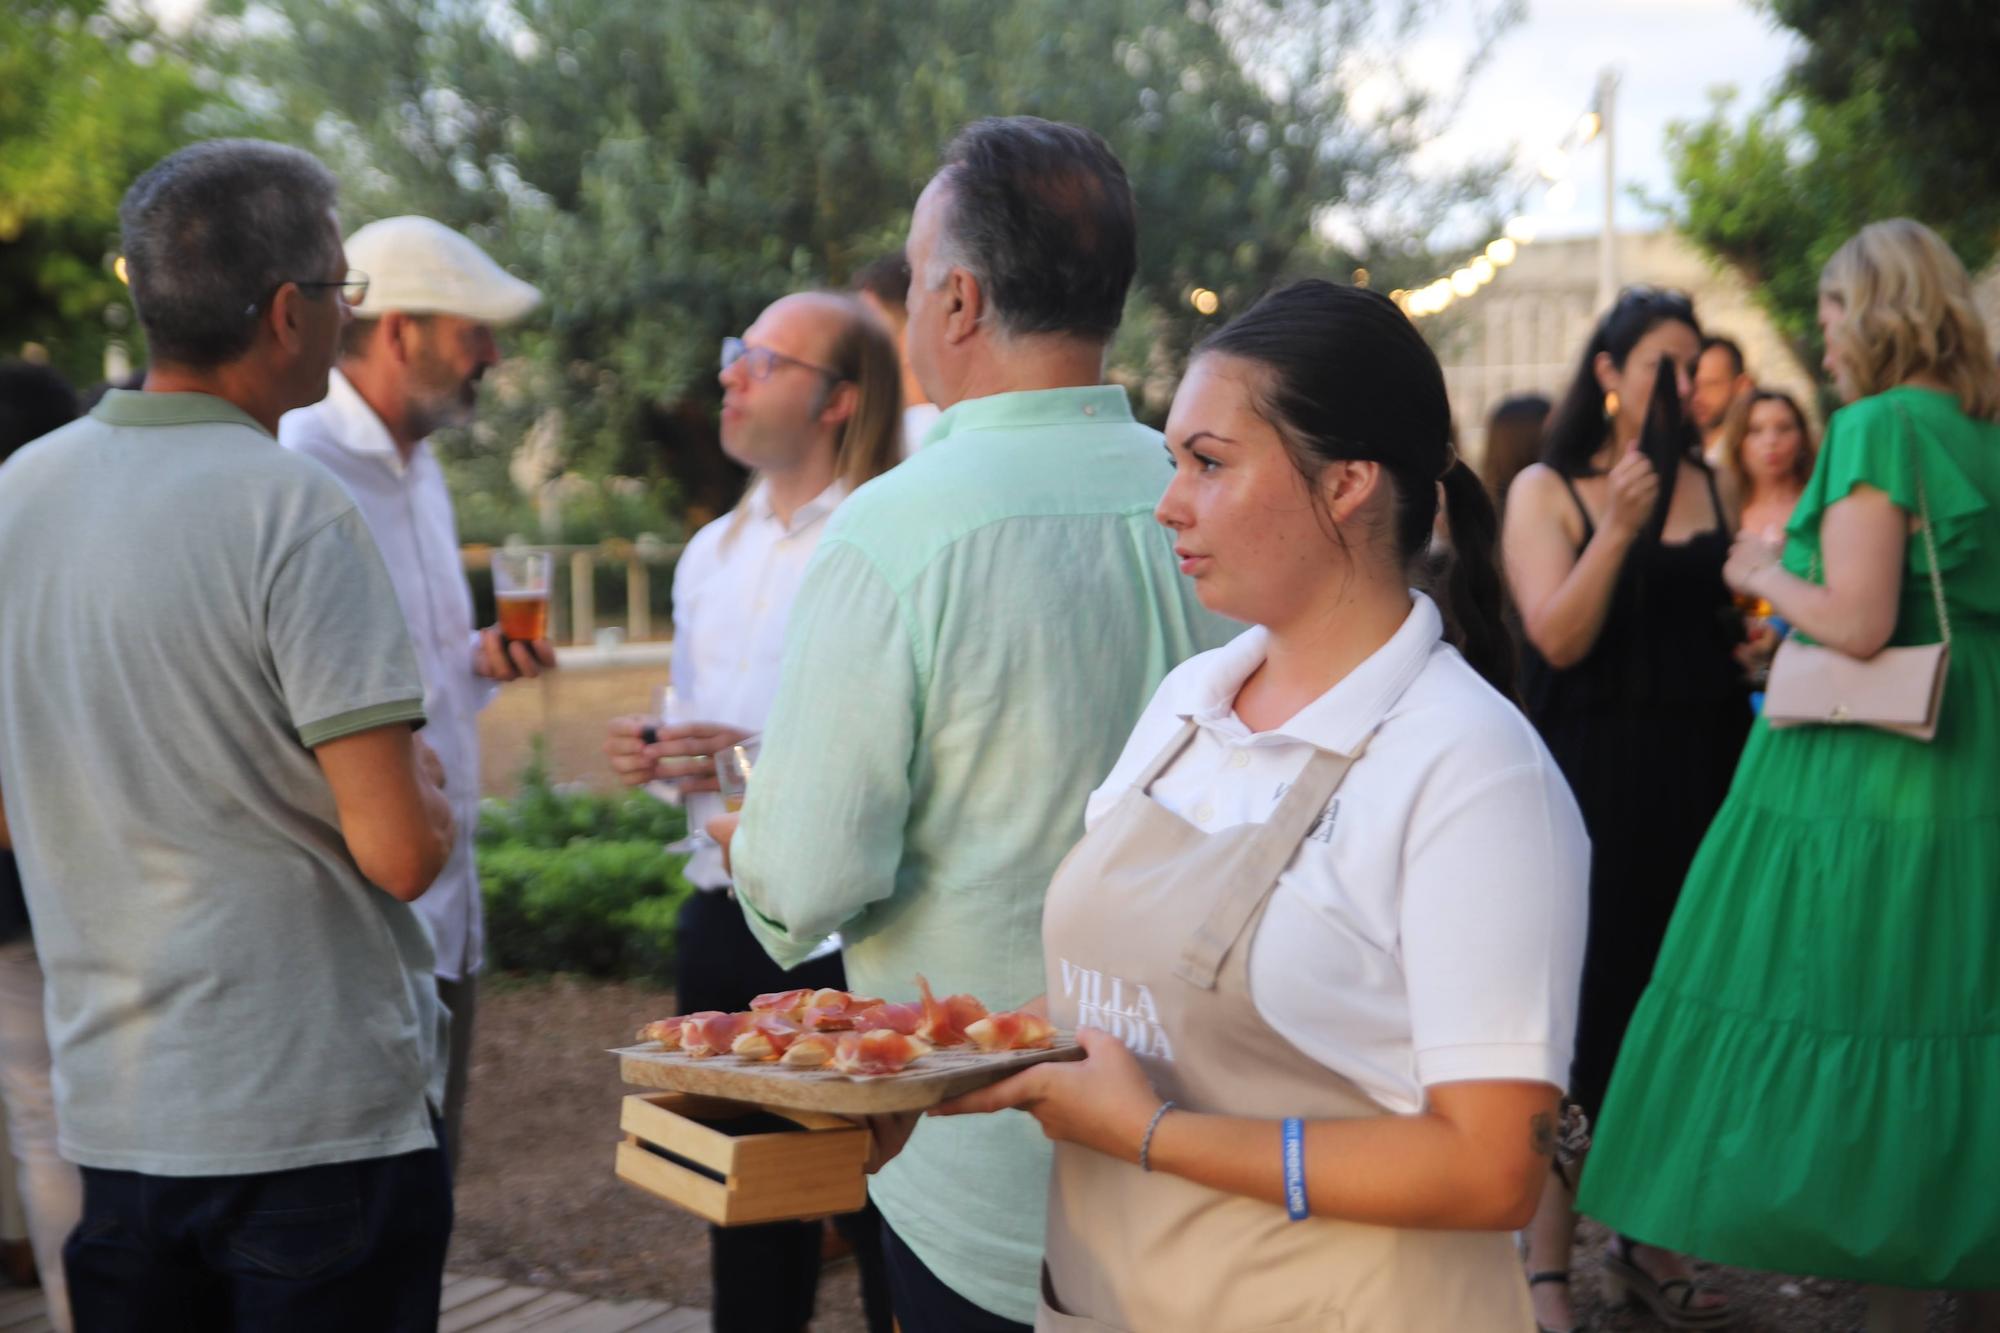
[344,215,542,324]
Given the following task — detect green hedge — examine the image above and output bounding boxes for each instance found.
[477,748,694,983]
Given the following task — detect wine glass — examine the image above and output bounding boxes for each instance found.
[647,685,715,854]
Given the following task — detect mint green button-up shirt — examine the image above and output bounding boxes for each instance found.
[733,384,1232,1322]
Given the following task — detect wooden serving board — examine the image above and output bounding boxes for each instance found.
[612,1033,1086,1114]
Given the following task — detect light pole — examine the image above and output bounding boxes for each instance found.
[1597,67,1620,312]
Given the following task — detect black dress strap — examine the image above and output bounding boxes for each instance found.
[1558,473,1596,544]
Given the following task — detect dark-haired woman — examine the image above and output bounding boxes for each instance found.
[1482,392,1555,521]
[1502,289,1750,1331]
[934,280,1588,1331]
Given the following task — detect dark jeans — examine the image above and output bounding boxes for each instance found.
[882,1218,1032,1333]
[677,888,892,1333]
[66,1126,452,1333]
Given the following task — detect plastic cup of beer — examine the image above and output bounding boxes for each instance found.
[493,550,552,645]
[715,736,761,814]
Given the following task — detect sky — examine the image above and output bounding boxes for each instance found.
[1408,0,1803,238]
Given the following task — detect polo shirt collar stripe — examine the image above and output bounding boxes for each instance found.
[90,389,272,438]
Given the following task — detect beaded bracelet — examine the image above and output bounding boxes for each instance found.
[1138,1099,1176,1173]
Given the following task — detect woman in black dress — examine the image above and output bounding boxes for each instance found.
[1501,289,1751,1332]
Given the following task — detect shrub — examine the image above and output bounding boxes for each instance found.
[478,745,693,983]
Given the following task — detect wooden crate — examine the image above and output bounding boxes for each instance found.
[613,1092,870,1226]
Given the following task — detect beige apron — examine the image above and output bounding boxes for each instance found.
[1037,721,1534,1333]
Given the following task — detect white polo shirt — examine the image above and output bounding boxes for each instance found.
[1084,593,1589,1114]
[670,478,848,890]
[280,371,496,982]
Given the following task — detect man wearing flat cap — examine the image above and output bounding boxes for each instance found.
[282,216,553,1169]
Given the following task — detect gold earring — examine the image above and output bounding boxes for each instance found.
[1603,390,1620,419]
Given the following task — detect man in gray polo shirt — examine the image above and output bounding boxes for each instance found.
[0,139,458,1330]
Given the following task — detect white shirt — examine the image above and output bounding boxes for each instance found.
[279,370,497,980]
[671,478,849,889]
[902,403,942,456]
[1085,593,1589,1113]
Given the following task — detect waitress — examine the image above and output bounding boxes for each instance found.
[935,281,1589,1331]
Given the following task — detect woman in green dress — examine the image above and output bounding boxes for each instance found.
[1579,218,2000,1332]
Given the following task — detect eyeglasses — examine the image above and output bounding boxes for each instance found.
[720,336,838,382]
[243,269,371,318]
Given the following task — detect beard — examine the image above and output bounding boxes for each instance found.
[404,350,481,439]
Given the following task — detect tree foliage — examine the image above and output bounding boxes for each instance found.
[1663,0,2000,362]
[190,0,1505,514]
[0,1,215,385]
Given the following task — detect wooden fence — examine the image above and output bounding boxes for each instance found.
[462,540,685,645]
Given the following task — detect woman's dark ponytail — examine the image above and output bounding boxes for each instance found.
[1436,458,1517,698]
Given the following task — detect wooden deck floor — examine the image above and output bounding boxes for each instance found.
[0,1273,712,1333]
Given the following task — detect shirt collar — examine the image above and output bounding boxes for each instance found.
[741,477,851,536]
[90,390,272,438]
[318,369,413,475]
[1170,592,1445,755]
[925,384,1133,445]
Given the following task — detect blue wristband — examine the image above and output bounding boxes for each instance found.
[1281,1117,1309,1221]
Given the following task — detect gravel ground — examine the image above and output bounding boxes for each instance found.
[449,975,1974,1332]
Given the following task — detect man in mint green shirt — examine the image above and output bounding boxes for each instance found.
[725,117,1231,1330]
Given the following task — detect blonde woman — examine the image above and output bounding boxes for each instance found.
[1580,219,2000,1331]
[1720,388,1818,540]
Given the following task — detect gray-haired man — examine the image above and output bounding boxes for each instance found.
[719,117,1232,1332]
[0,139,457,1329]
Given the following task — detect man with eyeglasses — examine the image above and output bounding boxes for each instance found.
[0,139,457,1328]
[605,290,902,1333]
[280,216,551,1175]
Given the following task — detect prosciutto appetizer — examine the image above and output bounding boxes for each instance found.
[831,1029,933,1076]
[915,975,989,1047]
[636,1010,726,1049]
[730,1015,807,1062]
[849,1000,924,1036]
[748,989,815,1022]
[964,1010,1056,1052]
[798,988,888,1032]
[681,1011,755,1057]
[779,1033,839,1068]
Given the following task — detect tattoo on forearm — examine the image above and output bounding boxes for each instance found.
[1531,1112,1557,1157]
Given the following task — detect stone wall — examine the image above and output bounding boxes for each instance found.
[1429,229,1822,465]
